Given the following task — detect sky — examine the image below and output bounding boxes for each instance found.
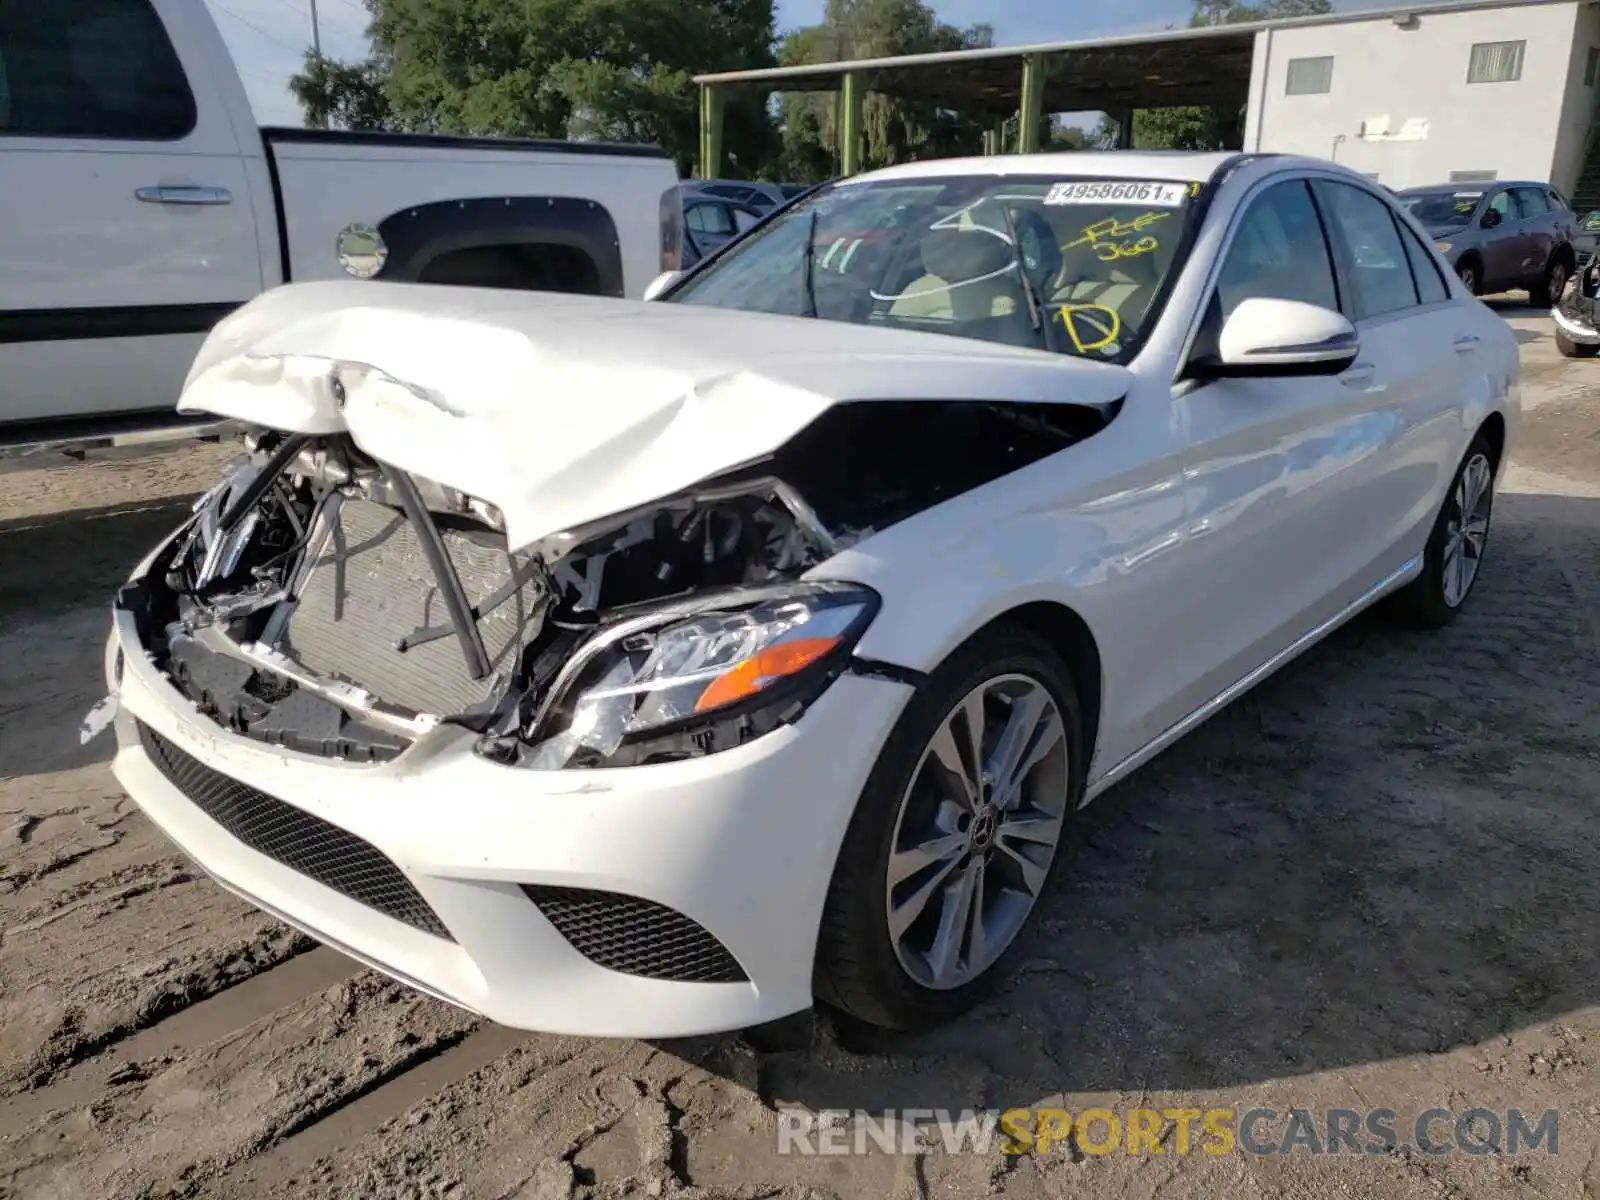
[211,0,1359,127]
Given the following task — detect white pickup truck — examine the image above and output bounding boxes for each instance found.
[0,0,678,448]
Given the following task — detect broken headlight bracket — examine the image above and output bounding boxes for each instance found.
[477,581,906,769]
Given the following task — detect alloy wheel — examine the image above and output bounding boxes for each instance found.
[1441,452,1493,608]
[885,673,1070,991]
[1549,262,1568,302]
[1458,264,1478,293]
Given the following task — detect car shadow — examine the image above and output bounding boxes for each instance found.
[659,490,1599,1107]
[1482,296,1550,343]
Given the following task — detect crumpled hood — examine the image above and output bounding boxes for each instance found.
[180,280,1131,553]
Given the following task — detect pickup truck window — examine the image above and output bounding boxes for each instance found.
[0,0,196,140]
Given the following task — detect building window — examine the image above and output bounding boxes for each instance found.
[1285,56,1334,95]
[1449,169,1497,182]
[1586,46,1600,86]
[1466,40,1525,83]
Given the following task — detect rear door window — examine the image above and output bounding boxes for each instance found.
[0,0,196,139]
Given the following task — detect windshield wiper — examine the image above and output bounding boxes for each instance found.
[1000,206,1057,353]
[800,209,819,318]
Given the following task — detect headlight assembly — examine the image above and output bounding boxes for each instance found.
[1435,241,1453,254]
[508,581,879,769]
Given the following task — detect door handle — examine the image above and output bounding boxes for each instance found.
[135,185,233,206]
[1453,335,1480,353]
[1340,362,1376,388]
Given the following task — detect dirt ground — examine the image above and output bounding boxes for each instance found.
[2,300,1598,1200]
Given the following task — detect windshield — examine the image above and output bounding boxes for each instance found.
[664,174,1202,363]
[1399,191,1482,229]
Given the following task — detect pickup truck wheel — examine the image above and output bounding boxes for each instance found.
[1556,329,1600,357]
[1392,434,1496,629]
[813,625,1084,1033]
[1528,257,1569,307]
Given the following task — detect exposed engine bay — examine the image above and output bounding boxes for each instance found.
[116,399,1113,768]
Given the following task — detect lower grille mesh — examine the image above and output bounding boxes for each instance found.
[138,721,453,941]
[522,886,747,984]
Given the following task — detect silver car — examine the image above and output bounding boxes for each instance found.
[1396,181,1576,303]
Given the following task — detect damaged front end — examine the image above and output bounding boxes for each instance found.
[116,398,1110,770]
[1554,260,1600,346]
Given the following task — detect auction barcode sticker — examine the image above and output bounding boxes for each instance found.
[1044,181,1192,207]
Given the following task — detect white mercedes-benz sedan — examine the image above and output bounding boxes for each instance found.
[100,151,1518,1038]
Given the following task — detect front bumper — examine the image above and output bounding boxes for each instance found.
[108,601,912,1038]
[1552,302,1600,345]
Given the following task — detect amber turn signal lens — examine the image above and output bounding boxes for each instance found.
[693,636,842,713]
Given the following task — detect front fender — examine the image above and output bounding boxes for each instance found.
[817,469,1193,775]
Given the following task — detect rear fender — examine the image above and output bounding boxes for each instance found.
[374,197,625,297]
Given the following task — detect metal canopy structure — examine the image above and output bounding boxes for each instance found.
[690,0,1569,178]
[721,31,1257,116]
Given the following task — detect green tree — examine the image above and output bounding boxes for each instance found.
[289,0,780,177]
[1128,0,1331,150]
[773,0,994,181]
[289,53,391,131]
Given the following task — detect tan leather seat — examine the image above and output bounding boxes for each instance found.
[890,229,1022,326]
[1050,239,1162,343]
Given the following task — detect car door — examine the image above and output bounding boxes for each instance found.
[1166,174,1457,719]
[1166,177,1389,716]
[0,0,262,426]
[1510,185,1555,282]
[1311,177,1472,579]
[1478,189,1521,289]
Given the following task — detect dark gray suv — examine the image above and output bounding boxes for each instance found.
[1397,181,1576,304]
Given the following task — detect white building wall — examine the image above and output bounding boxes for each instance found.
[1550,2,1600,196]
[1242,2,1589,191]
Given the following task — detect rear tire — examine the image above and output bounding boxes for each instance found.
[1391,434,1496,629]
[813,625,1085,1032]
[1555,329,1600,358]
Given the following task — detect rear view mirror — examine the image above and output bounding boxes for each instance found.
[643,270,683,302]
[1194,297,1359,378]
[1482,209,1503,229]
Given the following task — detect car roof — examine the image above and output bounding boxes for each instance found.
[840,150,1384,190]
[845,150,1239,186]
[1399,181,1551,194]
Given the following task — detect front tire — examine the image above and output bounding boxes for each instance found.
[813,625,1084,1032]
[1393,435,1496,628]
[1457,259,1482,296]
[1529,256,1570,307]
